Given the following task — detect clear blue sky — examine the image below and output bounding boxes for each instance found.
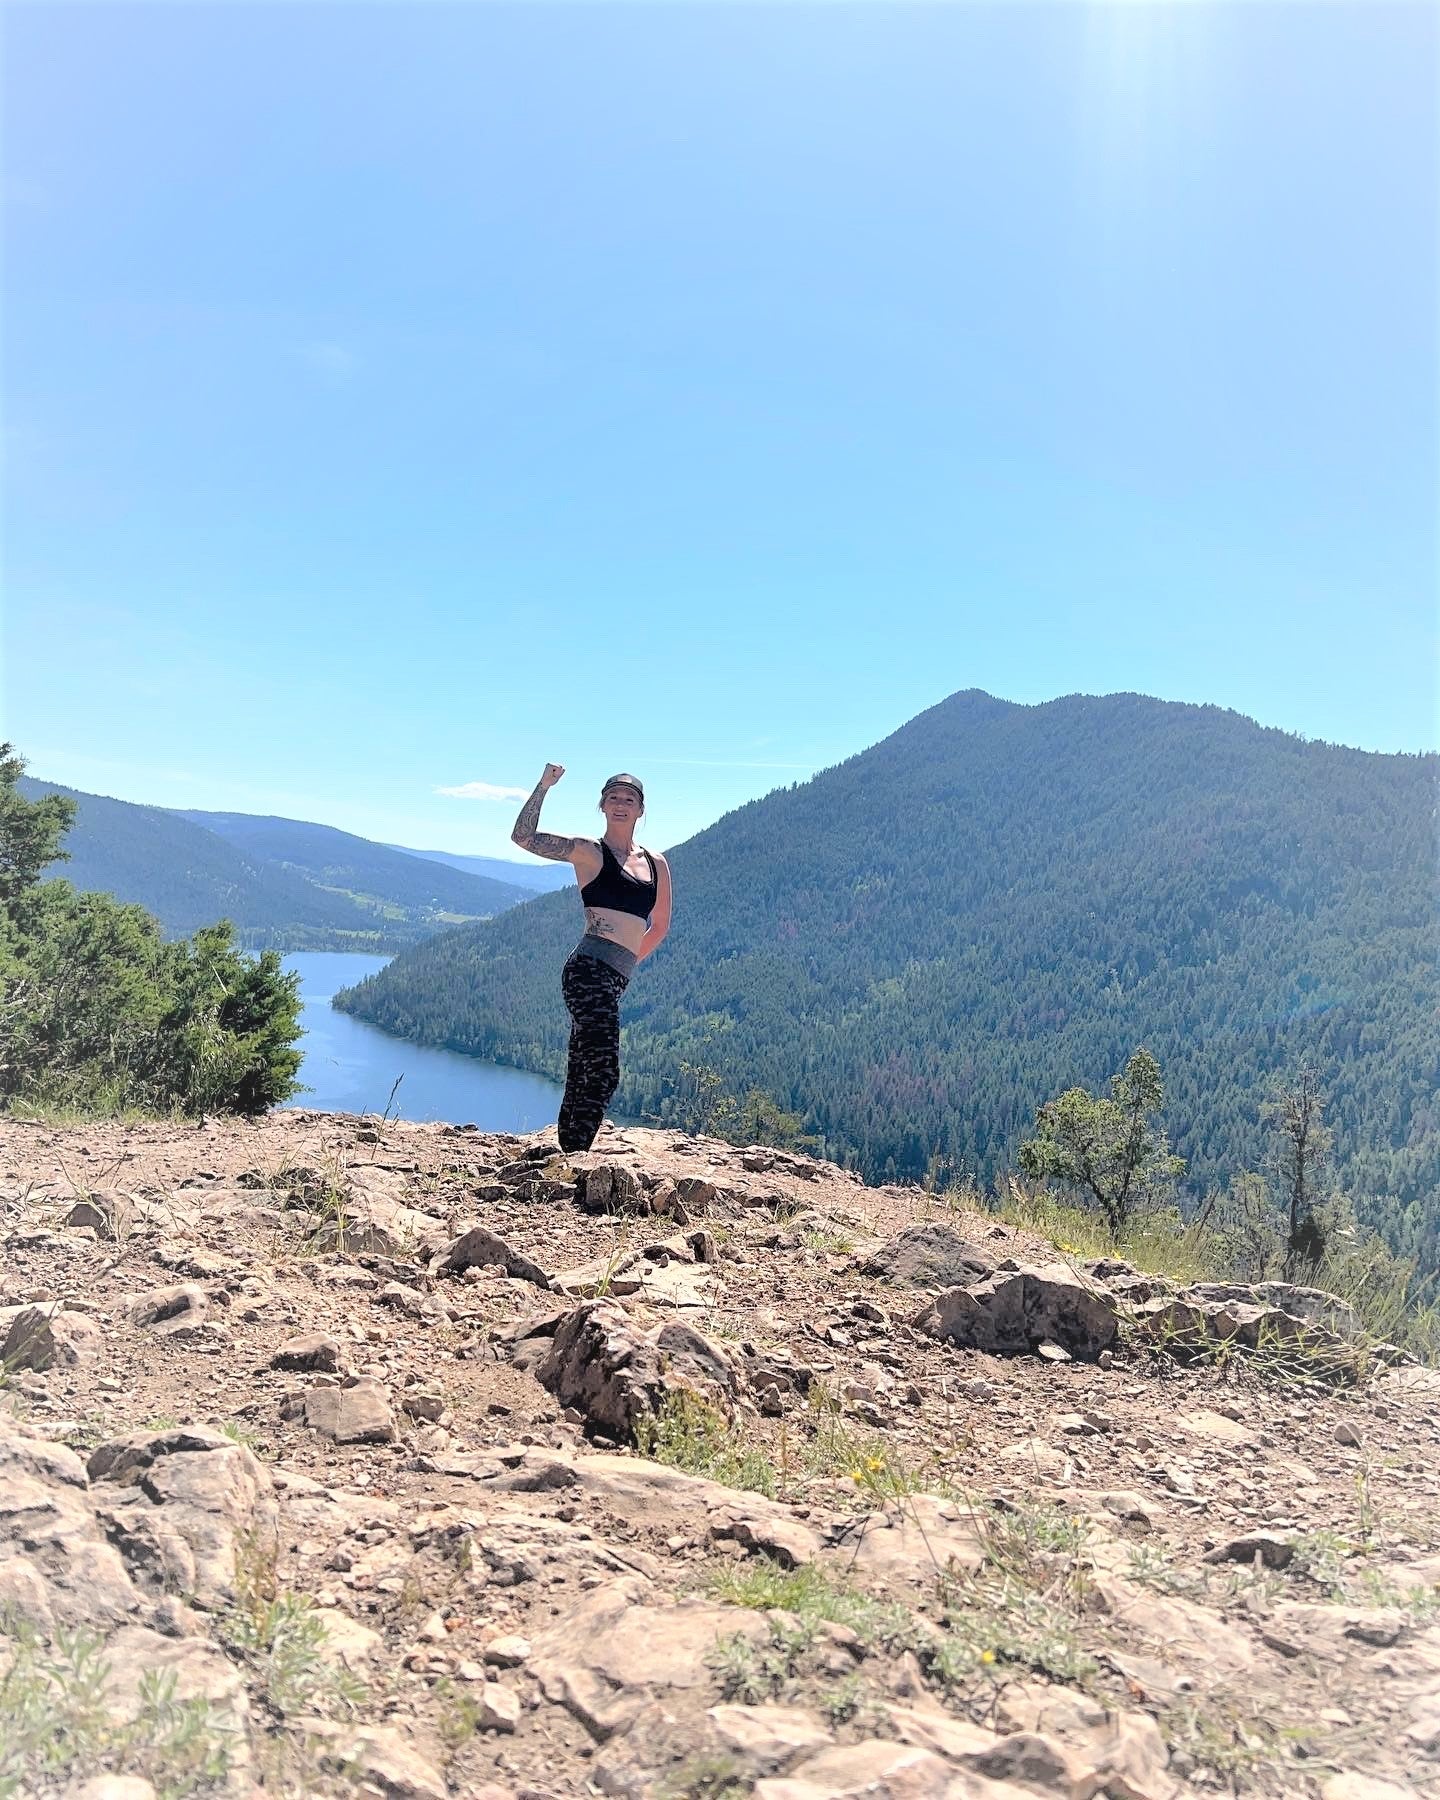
[4,3,1435,858]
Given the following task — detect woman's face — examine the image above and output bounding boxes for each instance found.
[601,785,643,828]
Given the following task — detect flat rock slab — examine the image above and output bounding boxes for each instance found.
[834,1494,986,1587]
[708,1704,836,1775]
[529,1576,768,1740]
[754,1739,982,1799]
[302,1377,397,1445]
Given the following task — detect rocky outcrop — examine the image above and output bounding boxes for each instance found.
[2,1109,1434,1800]
[531,1301,743,1441]
[915,1260,1120,1358]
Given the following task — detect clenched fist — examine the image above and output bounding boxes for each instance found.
[540,763,565,789]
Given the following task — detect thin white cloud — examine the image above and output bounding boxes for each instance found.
[436,780,530,801]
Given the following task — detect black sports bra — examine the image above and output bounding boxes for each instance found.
[580,840,658,920]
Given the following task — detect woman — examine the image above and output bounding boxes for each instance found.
[511,764,672,1153]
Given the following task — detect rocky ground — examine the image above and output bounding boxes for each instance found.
[2,1107,1437,1800]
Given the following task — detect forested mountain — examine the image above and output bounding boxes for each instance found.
[177,812,533,918]
[21,781,532,951]
[336,692,1439,1263]
[384,843,574,894]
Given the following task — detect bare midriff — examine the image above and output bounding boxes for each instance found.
[582,904,648,956]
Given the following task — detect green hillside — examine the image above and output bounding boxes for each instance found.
[21,781,530,951]
[335,691,1440,1263]
[178,812,532,918]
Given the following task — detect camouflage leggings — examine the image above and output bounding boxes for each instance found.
[557,951,630,1152]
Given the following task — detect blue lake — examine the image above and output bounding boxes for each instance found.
[279,951,564,1132]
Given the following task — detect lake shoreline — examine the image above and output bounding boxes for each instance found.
[280,950,564,1133]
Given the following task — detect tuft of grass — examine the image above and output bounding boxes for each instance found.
[709,1558,904,1644]
[706,1620,819,1704]
[1165,1696,1321,1788]
[217,1420,267,1457]
[800,1226,856,1256]
[432,1676,483,1761]
[925,1499,1098,1690]
[0,1616,233,1800]
[658,1751,751,1799]
[224,1591,363,1721]
[802,1384,954,1504]
[223,1533,363,1724]
[634,1389,776,1497]
[990,1180,1221,1284]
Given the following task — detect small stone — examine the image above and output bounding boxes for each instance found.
[484,1635,531,1668]
[1204,1531,1294,1570]
[1335,1421,1363,1448]
[473,1682,521,1732]
[1037,1340,1072,1362]
[272,1332,342,1373]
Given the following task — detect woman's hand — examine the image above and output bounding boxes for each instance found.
[541,763,565,789]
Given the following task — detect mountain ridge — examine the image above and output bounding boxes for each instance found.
[21,780,534,952]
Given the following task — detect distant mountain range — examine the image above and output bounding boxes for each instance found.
[336,690,1439,1268]
[23,780,540,952]
[383,844,573,894]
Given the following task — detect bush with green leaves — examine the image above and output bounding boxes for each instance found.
[0,745,301,1116]
[1019,1047,1186,1234]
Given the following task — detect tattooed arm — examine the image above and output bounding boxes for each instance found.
[510,765,600,876]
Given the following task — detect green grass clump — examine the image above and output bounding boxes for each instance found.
[658,1751,751,1799]
[0,1618,232,1800]
[634,1389,776,1497]
[990,1183,1221,1284]
[223,1591,364,1720]
[709,1557,904,1643]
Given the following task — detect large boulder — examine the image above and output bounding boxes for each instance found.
[87,1425,279,1611]
[915,1260,1119,1358]
[860,1222,996,1290]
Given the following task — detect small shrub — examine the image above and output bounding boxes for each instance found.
[0,1617,233,1800]
[634,1390,776,1497]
